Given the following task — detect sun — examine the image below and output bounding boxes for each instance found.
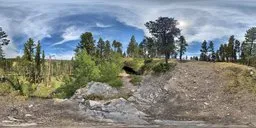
[178,20,188,28]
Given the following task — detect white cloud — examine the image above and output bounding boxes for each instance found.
[52,26,83,46]
[96,22,112,28]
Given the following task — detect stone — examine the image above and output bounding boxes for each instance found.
[82,98,149,124]
[71,82,119,102]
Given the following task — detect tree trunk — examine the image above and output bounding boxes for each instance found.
[165,51,169,64]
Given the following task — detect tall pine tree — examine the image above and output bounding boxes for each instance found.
[96,37,105,58]
[76,32,95,55]
[200,40,208,61]
[178,36,188,60]
[35,41,41,83]
[127,35,138,57]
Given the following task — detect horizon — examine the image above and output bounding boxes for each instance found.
[1,0,256,59]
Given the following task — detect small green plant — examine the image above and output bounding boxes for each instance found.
[152,62,176,73]
[107,78,123,87]
[144,58,153,64]
[130,75,142,85]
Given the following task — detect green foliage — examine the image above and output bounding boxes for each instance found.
[200,40,208,61]
[130,75,142,85]
[96,37,105,58]
[54,50,101,98]
[124,58,144,72]
[152,62,176,73]
[75,32,95,55]
[112,40,122,55]
[0,27,10,45]
[178,35,188,60]
[74,50,100,85]
[0,83,13,95]
[20,83,33,97]
[127,35,139,57]
[145,17,181,63]
[144,58,153,64]
[107,79,123,87]
[98,53,123,87]
[104,40,112,58]
[145,37,157,58]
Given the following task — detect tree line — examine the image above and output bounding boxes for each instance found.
[199,27,256,66]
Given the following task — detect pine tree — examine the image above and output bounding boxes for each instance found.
[208,41,214,55]
[178,36,188,60]
[138,40,146,58]
[127,35,137,57]
[240,41,248,64]
[145,17,181,63]
[145,37,157,58]
[112,40,118,52]
[23,38,36,83]
[228,35,235,61]
[104,40,111,58]
[0,27,10,45]
[76,32,95,55]
[96,37,105,58]
[219,44,225,62]
[41,50,46,82]
[200,40,208,61]
[216,50,220,62]
[35,41,41,83]
[223,44,229,62]
[245,27,256,65]
[116,41,123,55]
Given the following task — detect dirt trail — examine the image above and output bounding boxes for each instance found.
[137,61,256,125]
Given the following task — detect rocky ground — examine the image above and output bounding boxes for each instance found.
[0,61,256,127]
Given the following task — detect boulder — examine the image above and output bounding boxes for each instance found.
[71,82,119,102]
[83,98,149,124]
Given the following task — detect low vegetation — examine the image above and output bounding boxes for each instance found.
[217,63,256,94]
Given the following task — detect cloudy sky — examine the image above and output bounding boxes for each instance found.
[1,0,256,59]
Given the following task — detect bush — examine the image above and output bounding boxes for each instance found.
[152,63,176,73]
[124,58,144,72]
[130,75,142,85]
[98,52,123,87]
[144,58,153,64]
[54,51,124,98]
[107,78,123,87]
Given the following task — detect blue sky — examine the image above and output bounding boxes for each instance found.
[1,0,256,59]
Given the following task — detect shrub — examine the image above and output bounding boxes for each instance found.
[152,63,176,73]
[107,78,123,87]
[130,75,142,85]
[144,58,153,64]
[98,52,123,87]
[124,58,144,72]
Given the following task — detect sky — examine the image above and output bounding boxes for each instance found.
[1,0,256,59]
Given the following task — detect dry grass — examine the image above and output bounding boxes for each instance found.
[215,62,256,94]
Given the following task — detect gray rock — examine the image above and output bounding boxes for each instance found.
[82,98,149,124]
[71,82,119,102]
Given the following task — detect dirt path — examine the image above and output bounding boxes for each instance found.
[119,72,137,94]
[135,61,256,125]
